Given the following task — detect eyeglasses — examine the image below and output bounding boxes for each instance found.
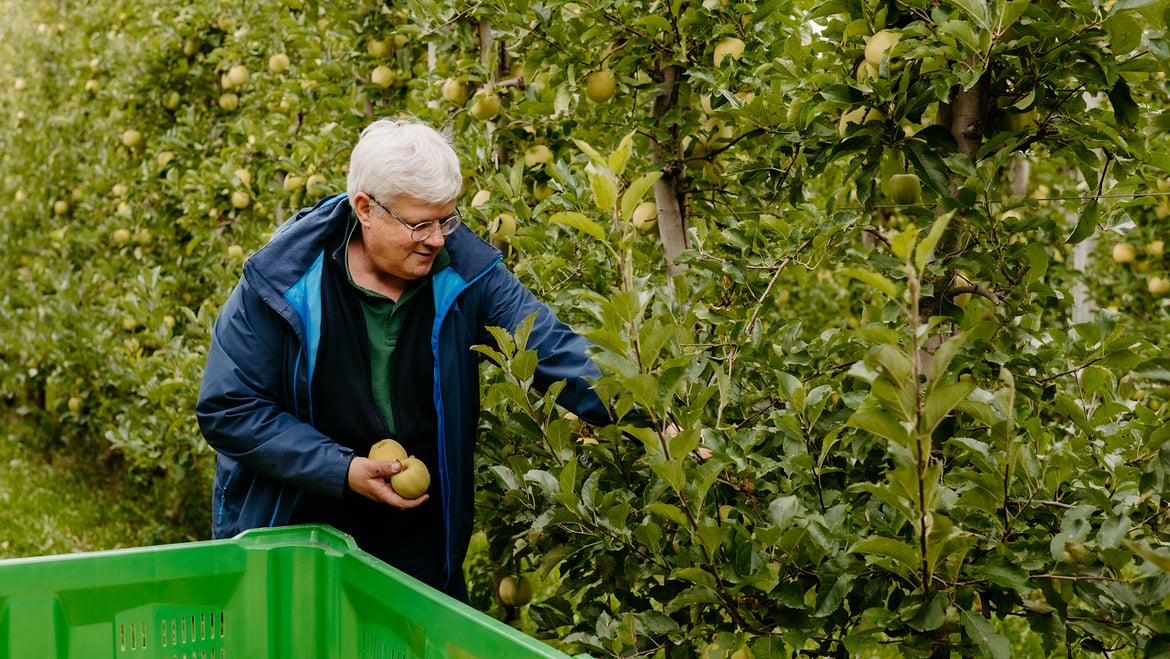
[367,194,462,242]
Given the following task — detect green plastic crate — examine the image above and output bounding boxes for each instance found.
[0,524,587,659]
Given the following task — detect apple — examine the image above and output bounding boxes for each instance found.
[837,107,884,137]
[53,199,70,215]
[441,77,466,103]
[1112,242,1137,264]
[233,168,252,186]
[713,36,745,66]
[887,173,922,205]
[157,151,175,168]
[369,438,408,462]
[864,29,902,69]
[84,79,100,93]
[122,129,143,148]
[371,65,394,87]
[491,212,516,241]
[112,183,127,197]
[227,64,249,87]
[113,228,132,243]
[1148,275,1170,296]
[218,92,240,111]
[13,78,26,91]
[122,315,140,331]
[584,69,616,103]
[163,90,181,110]
[67,397,82,414]
[523,144,553,167]
[469,91,502,120]
[498,575,533,607]
[367,38,392,58]
[532,182,554,202]
[283,175,305,193]
[14,189,27,203]
[231,190,251,209]
[227,245,244,259]
[1145,240,1164,258]
[632,200,658,232]
[471,189,491,207]
[391,457,430,498]
[856,61,880,82]
[951,270,974,308]
[268,53,290,74]
[306,173,329,194]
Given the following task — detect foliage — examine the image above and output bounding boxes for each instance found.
[3,0,1170,655]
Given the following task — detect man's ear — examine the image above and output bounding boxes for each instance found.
[352,192,374,226]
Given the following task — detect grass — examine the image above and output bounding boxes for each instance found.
[0,431,207,560]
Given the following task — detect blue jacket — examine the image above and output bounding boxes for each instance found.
[196,193,611,594]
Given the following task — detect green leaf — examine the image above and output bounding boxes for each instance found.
[572,138,607,168]
[1021,242,1050,286]
[1108,0,1165,15]
[977,556,1032,592]
[668,428,701,459]
[1107,77,1140,126]
[768,495,801,528]
[890,225,918,261]
[609,131,636,176]
[871,344,915,383]
[549,211,606,240]
[510,349,537,382]
[940,19,985,52]
[960,610,1012,659]
[852,536,920,581]
[672,566,716,588]
[999,0,1031,31]
[920,381,976,436]
[697,521,730,555]
[914,213,952,271]
[950,0,990,28]
[846,408,912,445]
[620,171,662,223]
[650,459,686,491]
[1066,199,1099,244]
[839,268,898,299]
[928,331,967,385]
[587,164,620,213]
[645,502,688,526]
[905,140,953,197]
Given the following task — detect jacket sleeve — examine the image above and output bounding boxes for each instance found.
[196,276,353,497]
[475,264,614,426]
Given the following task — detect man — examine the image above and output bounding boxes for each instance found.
[197,117,612,601]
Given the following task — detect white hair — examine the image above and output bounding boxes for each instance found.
[346,117,463,205]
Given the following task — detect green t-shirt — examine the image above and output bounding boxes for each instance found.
[344,218,450,436]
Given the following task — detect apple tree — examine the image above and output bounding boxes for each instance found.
[431,0,1170,656]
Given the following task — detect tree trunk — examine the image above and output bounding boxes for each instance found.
[650,61,688,280]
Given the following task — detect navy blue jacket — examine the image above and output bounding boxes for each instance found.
[196,193,611,595]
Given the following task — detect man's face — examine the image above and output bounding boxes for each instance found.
[354,193,456,284]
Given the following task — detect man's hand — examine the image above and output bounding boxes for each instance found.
[347,457,430,509]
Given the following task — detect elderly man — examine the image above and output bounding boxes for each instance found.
[197,117,611,600]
